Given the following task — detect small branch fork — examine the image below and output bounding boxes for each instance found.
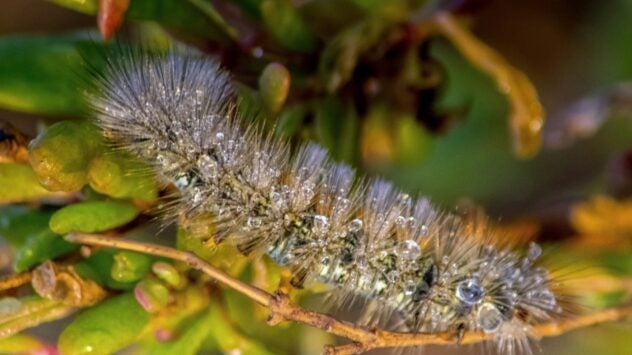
[65,233,632,355]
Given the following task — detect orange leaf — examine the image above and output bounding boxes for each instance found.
[98,0,130,40]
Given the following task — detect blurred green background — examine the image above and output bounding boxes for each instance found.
[0,1,631,354]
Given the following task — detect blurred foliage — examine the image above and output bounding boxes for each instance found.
[0,0,631,354]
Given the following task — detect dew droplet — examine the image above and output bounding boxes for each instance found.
[246,217,262,229]
[527,242,542,261]
[477,302,503,333]
[398,239,421,260]
[348,218,363,232]
[356,255,367,269]
[192,188,203,204]
[174,172,191,190]
[313,215,330,235]
[456,278,485,305]
[334,198,351,215]
[386,270,400,282]
[404,280,417,296]
[407,217,417,230]
[198,155,218,179]
[156,154,167,167]
[269,191,285,209]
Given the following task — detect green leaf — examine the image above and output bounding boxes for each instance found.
[0,164,63,203]
[232,0,262,18]
[318,19,385,92]
[58,292,150,355]
[0,34,106,115]
[275,105,307,138]
[314,96,358,163]
[146,309,215,355]
[14,230,77,272]
[49,200,139,234]
[350,0,414,20]
[394,115,433,164]
[0,333,46,354]
[315,97,343,153]
[46,0,97,14]
[222,290,291,354]
[0,297,75,340]
[111,251,152,283]
[29,121,104,192]
[0,207,53,248]
[207,298,275,355]
[261,0,317,52]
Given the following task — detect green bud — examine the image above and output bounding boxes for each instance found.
[29,121,103,192]
[111,251,152,283]
[259,63,291,113]
[88,152,158,202]
[134,278,170,313]
[76,249,138,290]
[87,154,123,197]
[151,262,182,288]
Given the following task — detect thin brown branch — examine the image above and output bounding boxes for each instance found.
[0,271,32,292]
[65,233,632,354]
[64,233,271,306]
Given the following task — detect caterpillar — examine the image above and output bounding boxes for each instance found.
[89,49,564,354]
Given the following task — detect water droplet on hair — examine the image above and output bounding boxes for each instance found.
[404,280,417,295]
[174,172,191,190]
[477,303,503,333]
[386,270,400,282]
[398,239,421,260]
[198,155,218,179]
[527,242,542,261]
[456,278,484,305]
[349,218,363,232]
[269,191,285,209]
[247,217,262,229]
[215,132,225,142]
[313,215,330,236]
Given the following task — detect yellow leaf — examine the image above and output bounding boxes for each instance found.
[433,12,544,158]
[571,195,632,245]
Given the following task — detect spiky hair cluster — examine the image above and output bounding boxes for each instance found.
[90,50,563,353]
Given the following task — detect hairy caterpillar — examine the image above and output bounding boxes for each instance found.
[89,49,564,353]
